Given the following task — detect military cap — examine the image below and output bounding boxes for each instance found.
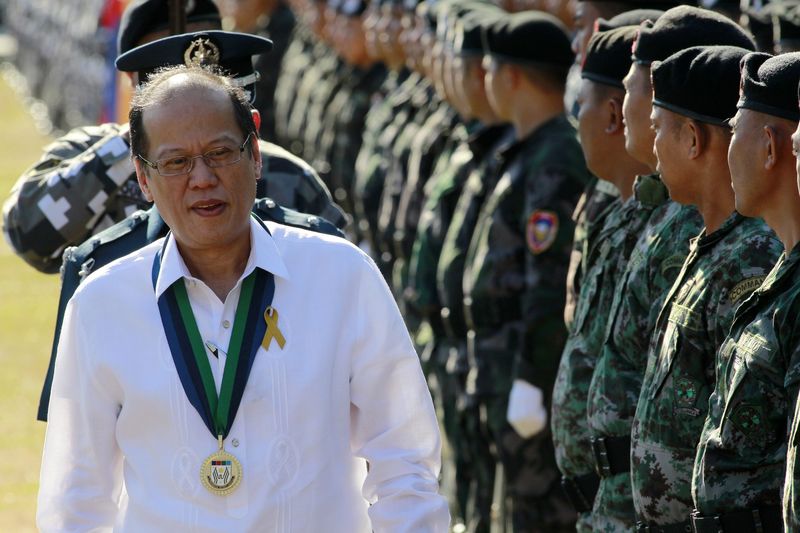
[482,11,573,69]
[744,7,776,52]
[341,0,368,16]
[632,6,755,65]
[737,51,800,122]
[595,9,663,31]
[117,0,221,56]
[455,6,504,56]
[116,30,273,99]
[582,26,640,89]
[651,45,750,125]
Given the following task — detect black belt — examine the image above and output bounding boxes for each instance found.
[560,472,600,513]
[590,435,631,478]
[690,504,782,533]
[636,520,692,533]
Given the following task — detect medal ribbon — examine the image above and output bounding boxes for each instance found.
[152,238,275,439]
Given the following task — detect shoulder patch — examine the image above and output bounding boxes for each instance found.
[526,210,559,255]
[729,276,766,304]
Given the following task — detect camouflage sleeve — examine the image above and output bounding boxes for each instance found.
[517,165,587,394]
[2,123,141,273]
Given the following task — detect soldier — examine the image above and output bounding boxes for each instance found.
[464,11,590,530]
[2,0,345,274]
[586,7,754,529]
[692,52,800,533]
[630,45,780,532]
[551,25,652,530]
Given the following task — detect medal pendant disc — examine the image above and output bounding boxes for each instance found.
[200,447,242,496]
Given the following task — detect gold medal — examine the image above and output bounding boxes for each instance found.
[200,435,242,496]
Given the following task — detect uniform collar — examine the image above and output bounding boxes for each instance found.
[757,240,800,296]
[691,211,744,252]
[155,216,290,298]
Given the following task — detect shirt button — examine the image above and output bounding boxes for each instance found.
[231,438,240,447]
[223,320,231,329]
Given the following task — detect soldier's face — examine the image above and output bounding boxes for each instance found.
[728,109,770,216]
[651,106,694,204]
[622,63,657,171]
[571,1,601,63]
[134,82,259,258]
[576,80,615,180]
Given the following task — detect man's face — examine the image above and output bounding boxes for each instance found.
[135,82,259,255]
[651,106,693,204]
[483,56,509,119]
[571,1,601,64]
[728,108,769,216]
[622,62,657,170]
[576,79,612,179]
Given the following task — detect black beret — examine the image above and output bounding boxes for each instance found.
[117,0,221,57]
[652,45,750,125]
[482,11,574,69]
[745,7,776,53]
[737,51,800,122]
[582,26,639,89]
[576,0,688,7]
[595,9,663,31]
[632,6,755,65]
[455,7,504,56]
[116,30,273,92]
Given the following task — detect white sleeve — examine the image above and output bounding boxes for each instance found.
[348,254,451,533]
[37,297,123,532]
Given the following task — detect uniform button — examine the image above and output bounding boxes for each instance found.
[223,320,231,329]
[231,438,240,447]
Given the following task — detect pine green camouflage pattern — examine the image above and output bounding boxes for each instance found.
[564,178,620,333]
[587,178,703,527]
[551,191,654,531]
[463,114,590,530]
[694,243,800,515]
[274,25,314,149]
[785,355,800,530]
[631,213,780,525]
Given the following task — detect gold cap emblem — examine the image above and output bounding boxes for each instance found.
[183,37,220,67]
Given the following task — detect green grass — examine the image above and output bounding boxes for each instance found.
[0,70,58,531]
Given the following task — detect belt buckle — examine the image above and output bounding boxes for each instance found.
[690,511,724,533]
[591,436,612,478]
[635,521,651,533]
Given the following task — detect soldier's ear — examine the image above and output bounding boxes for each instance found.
[252,110,261,134]
[133,157,155,202]
[606,96,624,135]
[763,125,779,170]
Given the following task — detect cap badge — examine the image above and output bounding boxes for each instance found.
[183,37,220,68]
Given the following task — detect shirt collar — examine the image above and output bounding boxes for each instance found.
[154,216,290,298]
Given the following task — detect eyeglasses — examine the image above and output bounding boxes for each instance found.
[137,133,253,177]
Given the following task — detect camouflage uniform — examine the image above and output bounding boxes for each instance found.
[274,25,315,152]
[2,123,345,273]
[693,244,800,523]
[785,368,800,531]
[351,68,413,248]
[564,178,621,332]
[375,78,438,280]
[435,122,514,532]
[551,188,653,531]
[301,51,347,169]
[630,213,780,527]
[463,114,590,531]
[586,180,703,530]
[320,63,387,217]
[252,1,297,142]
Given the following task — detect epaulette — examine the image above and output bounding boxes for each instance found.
[252,197,345,238]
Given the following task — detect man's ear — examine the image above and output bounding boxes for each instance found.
[252,109,261,134]
[133,157,154,202]
[764,124,779,170]
[606,97,624,134]
[686,120,705,160]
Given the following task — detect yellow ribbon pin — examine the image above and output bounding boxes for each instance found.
[262,306,286,351]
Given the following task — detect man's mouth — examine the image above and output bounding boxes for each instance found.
[191,200,225,217]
